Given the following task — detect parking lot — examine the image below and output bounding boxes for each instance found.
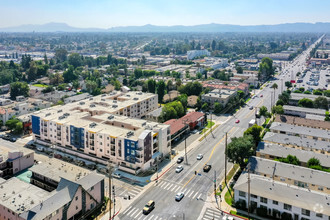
[296,68,329,91]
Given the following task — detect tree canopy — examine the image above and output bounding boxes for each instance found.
[226,136,254,169]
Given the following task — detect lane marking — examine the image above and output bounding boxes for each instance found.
[122,206,132,215]
[182,126,236,188]
[192,191,199,199]
[130,209,139,217]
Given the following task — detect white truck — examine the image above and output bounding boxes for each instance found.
[248,119,256,127]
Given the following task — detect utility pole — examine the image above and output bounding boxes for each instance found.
[183,118,189,165]
[112,185,116,219]
[224,132,227,185]
[214,170,217,208]
[247,163,251,220]
[254,107,257,126]
[210,111,213,137]
[108,162,113,219]
[156,163,159,183]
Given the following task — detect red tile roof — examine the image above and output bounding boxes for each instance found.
[164,112,205,135]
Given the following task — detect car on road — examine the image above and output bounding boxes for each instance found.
[176,165,184,173]
[177,156,184,164]
[143,200,155,215]
[36,146,44,152]
[175,192,184,201]
[260,94,263,97]
[249,106,253,110]
[235,119,240,123]
[196,154,203,160]
[112,173,121,179]
[203,164,212,173]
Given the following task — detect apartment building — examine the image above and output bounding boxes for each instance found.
[283,105,326,118]
[201,89,237,106]
[248,156,330,194]
[263,132,330,155]
[0,148,34,179]
[275,115,330,130]
[288,93,330,108]
[0,172,104,220]
[31,92,169,174]
[187,50,211,60]
[270,122,330,142]
[257,142,330,168]
[234,173,330,220]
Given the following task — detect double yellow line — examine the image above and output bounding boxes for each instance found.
[182,127,236,188]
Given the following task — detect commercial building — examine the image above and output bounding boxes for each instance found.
[283,105,326,118]
[0,148,34,179]
[256,142,330,168]
[234,173,330,220]
[31,92,170,174]
[187,50,211,60]
[164,112,206,141]
[201,89,236,106]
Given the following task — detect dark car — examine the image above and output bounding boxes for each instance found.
[177,156,184,164]
[203,164,212,173]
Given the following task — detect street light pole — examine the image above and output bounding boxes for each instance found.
[108,162,113,219]
[210,111,213,137]
[224,132,227,185]
[183,118,189,165]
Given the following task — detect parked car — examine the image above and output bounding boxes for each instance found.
[10,137,16,142]
[177,156,184,164]
[249,106,253,110]
[203,164,212,173]
[235,119,240,123]
[196,154,203,160]
[36,146,44,152]
[175,192,184,201]
[176,166,184,173]
[112,173,121,179]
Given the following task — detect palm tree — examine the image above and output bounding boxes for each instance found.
[271,83,278,107]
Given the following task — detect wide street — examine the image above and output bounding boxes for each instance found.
[114,36,323,220]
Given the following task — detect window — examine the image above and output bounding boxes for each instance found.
[75,196,78,201]
[251,194,258,199]
[316,213,323,218]
[273,200,278,205]
[91,186,94,191]
[318,186,323,191]
[284,203,292,211]
[76,206,78,210]
[301,209,310,216]
[239,191,246,197]
[260,197,267,204]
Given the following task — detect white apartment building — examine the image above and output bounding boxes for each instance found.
[201,89,237,106]
[234,173,330,220]
[31,92,170,174]
[187,50,211,60]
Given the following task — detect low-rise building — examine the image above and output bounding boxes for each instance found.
[187,50,210,60]
[234,173,330,220]
[64,93,92,104]
[274,114,330,130]
[145,107,162,122]
[288,93,330,108]
[201,89,236,106]
[283,105,326,118]
[256,142,330,168]
[187,95,198,107]
[203,80,249,95]
[270,122,330,142]
[0,148,34,179]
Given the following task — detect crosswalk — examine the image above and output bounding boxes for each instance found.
[156,181,203,200]
[202,208,236,220]
[120,206,164,220]
[119,185,144,199]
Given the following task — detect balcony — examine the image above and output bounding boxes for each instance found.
[136,147,143,151]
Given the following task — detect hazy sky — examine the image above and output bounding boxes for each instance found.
[1,0,330,28]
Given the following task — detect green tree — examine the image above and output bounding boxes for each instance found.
[272,105,284,114]
[55,48,68,63]
[27,61,38,81]
[211,40,217,51]
[279,155,300,165]
[314,97,328,110]
[270,83,278,107]
[63,65,78,83]
[10,82,29,100]
[147,79,156,93]
[258,57,274,81]
[244,125,263,149]
[259,106,268,117]
[134,68,143,79]
[285,81,292,88]
[156,80,166,103]
[307,157,321,168]
[324,90,330,97]
[214,102,223,114]
[313,89,323,96]
[298,98,314,108]
[236,66,243,74]
[68,53,83,68]
[49,72,64,85]
[177,95,188,112]
[196,72,202,79]
[226,136,254,169]
[5,116,23,134]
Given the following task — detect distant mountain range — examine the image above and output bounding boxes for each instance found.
[1,22,330,33]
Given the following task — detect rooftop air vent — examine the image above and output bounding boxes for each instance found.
[79,102,85,105]
[57,109,63,113]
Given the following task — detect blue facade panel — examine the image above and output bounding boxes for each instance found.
[124,139,138,164]
[31,115,40,135]
[70,125,85,149]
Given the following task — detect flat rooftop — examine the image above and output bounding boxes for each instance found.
[270,122,330,140]
[257,142,330,168]
[275,114,330,130]
[248,156,330,189]
[283,105,326,115]
[234,173,330,216]
[263,132,330,152]
[29,158,91,183]
[0,177,50,214]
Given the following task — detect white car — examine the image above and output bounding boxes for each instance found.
[196,154,203,160]
[176,166,184,173]
[175,192,184,201]
[112,173,121,179]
